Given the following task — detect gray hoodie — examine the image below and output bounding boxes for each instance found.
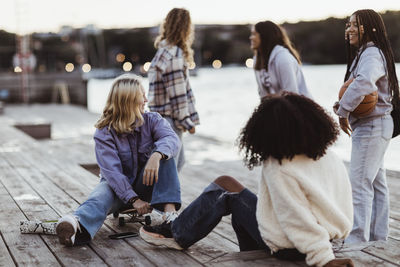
[254,45,312,99]
[337,42,392,128]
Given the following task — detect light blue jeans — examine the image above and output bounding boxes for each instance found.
[164,117,185,172]
[73,159,181,243]
[346,115,393,243]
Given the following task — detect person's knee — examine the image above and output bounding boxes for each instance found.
[213,175,245,193]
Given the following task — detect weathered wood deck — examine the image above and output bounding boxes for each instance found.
[0,104,399,266]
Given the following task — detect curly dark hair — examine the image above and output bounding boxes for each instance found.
[238,93,339,169]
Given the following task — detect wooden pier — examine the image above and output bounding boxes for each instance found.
[0,73,87,105]
[0,104,399,266]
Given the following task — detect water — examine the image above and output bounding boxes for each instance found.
[88,65,400,171]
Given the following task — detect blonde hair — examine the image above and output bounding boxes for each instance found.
[155,8,194,64]
[95,74,145,133]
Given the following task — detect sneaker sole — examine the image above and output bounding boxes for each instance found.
[139,227,183,250]
[56,222,75,246]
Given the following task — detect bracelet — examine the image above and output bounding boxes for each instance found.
[129,197,139,205]
[155,151,166,160]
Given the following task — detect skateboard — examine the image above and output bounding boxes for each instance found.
[113,208,151,227]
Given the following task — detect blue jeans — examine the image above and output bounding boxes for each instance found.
[171,183,266,251]
[74,158,181,241]
[346,115,393,243]
[171,183,305,260]
[164,117,184,172]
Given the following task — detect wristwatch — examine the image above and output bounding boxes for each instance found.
[155,151,167,160]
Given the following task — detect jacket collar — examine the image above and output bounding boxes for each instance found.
[159,40,179,56]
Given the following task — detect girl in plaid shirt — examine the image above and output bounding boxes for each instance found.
[148,8,200,172]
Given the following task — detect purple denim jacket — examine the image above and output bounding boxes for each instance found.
[94,112,180,203]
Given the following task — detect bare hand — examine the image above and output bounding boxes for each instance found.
[324,258,354,267]
[339,117,352,136]
[189,127,195,134]
[143,152,162,186]
[133,199,152,215]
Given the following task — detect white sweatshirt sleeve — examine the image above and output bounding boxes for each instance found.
[266,171,335,267]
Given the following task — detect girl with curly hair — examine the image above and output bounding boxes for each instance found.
[140,93,354,267]
[334,9,399,243]
[148,8,200,172]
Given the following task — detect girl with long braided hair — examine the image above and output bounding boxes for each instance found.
[334,9,399,243]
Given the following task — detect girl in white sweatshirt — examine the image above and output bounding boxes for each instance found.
[140,93,354,267]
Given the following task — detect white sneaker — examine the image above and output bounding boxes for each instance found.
[144,210,179,225]
[144,209,165,226]
[163,211,178,223]
[56,215,80,246]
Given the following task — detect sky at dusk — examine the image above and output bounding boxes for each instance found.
[2,0,400,34]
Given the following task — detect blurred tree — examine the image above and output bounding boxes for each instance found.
[0,10,399,72]
[0,30,16,71]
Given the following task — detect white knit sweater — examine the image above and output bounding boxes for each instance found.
[256,149,353,267]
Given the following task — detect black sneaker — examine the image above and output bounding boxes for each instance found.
[139,222,183,250]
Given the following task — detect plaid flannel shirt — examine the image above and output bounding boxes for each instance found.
[148,41,200,131]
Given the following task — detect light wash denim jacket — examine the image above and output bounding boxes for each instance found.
[94,112,180,203]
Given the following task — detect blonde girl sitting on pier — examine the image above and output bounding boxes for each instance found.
[56,74,181,246]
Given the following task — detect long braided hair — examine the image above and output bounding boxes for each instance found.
[344,9,399,105]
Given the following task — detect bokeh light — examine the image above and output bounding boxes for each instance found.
[245,58,254,68]
[212,59,222,69]
[65,63,74,72]
[82,63,91,73]
[189,62,196,70]
[116,53,125,63]
[143,62,151,72]
[123,62,133,72]
[14,66,22,73]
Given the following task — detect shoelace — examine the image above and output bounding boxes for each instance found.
[74,215,82,233]
[164,212,178,223]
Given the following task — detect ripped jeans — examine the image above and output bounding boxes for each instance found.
[171,183,267,251]
[170,183,306,260]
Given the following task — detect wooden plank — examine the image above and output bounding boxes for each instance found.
[11,150,202,266]
[362,239,400,266]
[0,156,107,266]
[184,232,238,263]
[206,250,306,267]
[2,152,156,267]
[0,231,16,267]
[389,219,400,241]
[335,251,397,267]
[0,178,61,266]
